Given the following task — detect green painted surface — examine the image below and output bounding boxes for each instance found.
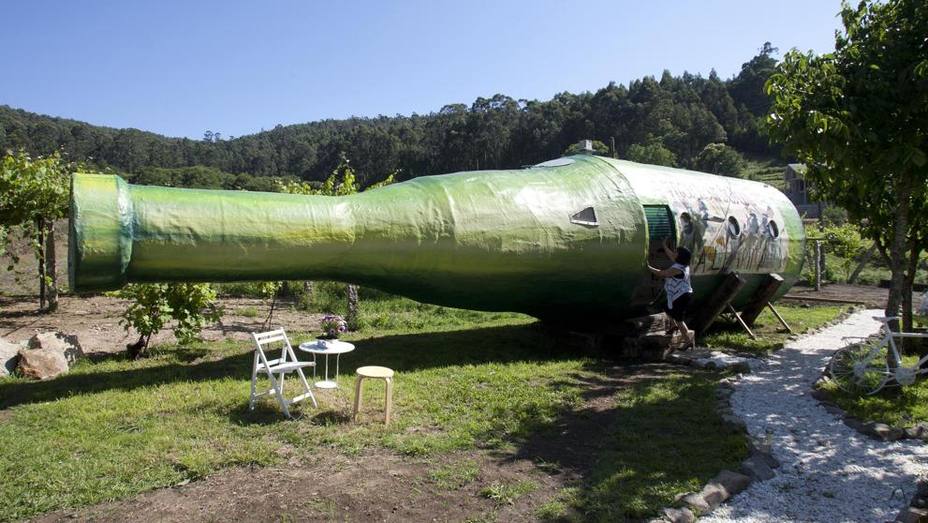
[68,174,134,291]
[69,155,804,320]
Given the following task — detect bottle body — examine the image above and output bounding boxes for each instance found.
[69,155,803,321]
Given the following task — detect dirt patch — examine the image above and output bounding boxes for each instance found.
[784,283,891,309]
[30,450,559,523]
[0,295,322,355]
[28,364,686,522]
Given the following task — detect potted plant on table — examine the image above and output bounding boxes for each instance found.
[317,313,348,348]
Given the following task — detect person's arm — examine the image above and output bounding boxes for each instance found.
[662,237,678,262]
[648,264,682,279]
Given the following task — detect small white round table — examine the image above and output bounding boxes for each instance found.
[298,340,356,389]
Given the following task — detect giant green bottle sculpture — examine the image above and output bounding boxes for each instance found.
[69,154,804,321]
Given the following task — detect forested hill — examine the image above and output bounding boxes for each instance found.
[0,45,780,188]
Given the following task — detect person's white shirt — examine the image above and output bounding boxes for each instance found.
[664,263,693,308]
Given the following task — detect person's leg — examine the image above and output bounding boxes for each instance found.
[669,293,694,349]
[665,312,677,335]
[663,301,677,335]
[676,319,695,349]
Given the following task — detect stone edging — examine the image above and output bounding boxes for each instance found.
[811,375,928,522]
[810,378,928,444]
[649,364,777,522]
[897,481,928,523]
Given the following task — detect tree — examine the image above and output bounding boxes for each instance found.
[112,283,222,359]
[821,223,866,282]
[766,0,928,347]
[3,46,778,185]
[729,42,778,117]
[693,143,745,177]
[258,280,283,329]
[625,141,677,167]
[0,151,70,311]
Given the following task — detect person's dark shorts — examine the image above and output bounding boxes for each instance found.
[664,292,692,321]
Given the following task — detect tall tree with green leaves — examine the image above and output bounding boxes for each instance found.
[625,140,677,167]
[0,151,70,311]
[729,42,778,117]
[766,0,928,343]
[2,46,780,186]
[694,143,745,177]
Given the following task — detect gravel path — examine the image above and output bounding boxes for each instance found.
[702,309,928,523]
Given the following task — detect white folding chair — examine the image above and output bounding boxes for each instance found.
[249,329,318,417]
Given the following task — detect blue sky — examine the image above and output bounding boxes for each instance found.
[1,1,842,139]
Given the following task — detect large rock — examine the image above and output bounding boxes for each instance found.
[740,454,776,481]
[751,448,780,469]
[692,351,753,372]
[17,331,83,380]
[0,338,21,377]
[864,421,905,441]
[17,347,69,380]
[678,492,710,512]
[904,424,928,440]
[28,332,83,364]
[662,507,695,523]
[895,506,928,523]
[700,470,752,508]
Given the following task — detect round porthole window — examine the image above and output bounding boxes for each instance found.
[727,216,741,237]
[767,220,780,238]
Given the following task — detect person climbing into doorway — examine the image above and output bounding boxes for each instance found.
[647,237,695,350]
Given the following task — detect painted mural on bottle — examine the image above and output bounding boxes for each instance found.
[667,189,789,277]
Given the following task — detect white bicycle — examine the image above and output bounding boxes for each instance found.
[829,317,928,395]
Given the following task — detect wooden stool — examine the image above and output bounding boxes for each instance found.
[352,366,394,425]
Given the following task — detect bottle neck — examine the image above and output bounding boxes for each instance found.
[127,184,360,282]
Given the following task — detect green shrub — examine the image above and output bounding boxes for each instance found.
[110,283,222,358]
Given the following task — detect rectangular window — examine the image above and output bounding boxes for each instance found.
[643,205,675,248]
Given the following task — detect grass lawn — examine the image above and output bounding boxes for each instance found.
[818,354,928,428]
[0,295,752,522]
[547,371,748,521]
[700,303,851,354]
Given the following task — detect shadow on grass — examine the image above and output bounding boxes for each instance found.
[498,364,748,521]
[0,322,576,411]
[227,403,354,426]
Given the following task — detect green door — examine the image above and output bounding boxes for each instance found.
[637,205,677,306]
[643,205,675,252]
